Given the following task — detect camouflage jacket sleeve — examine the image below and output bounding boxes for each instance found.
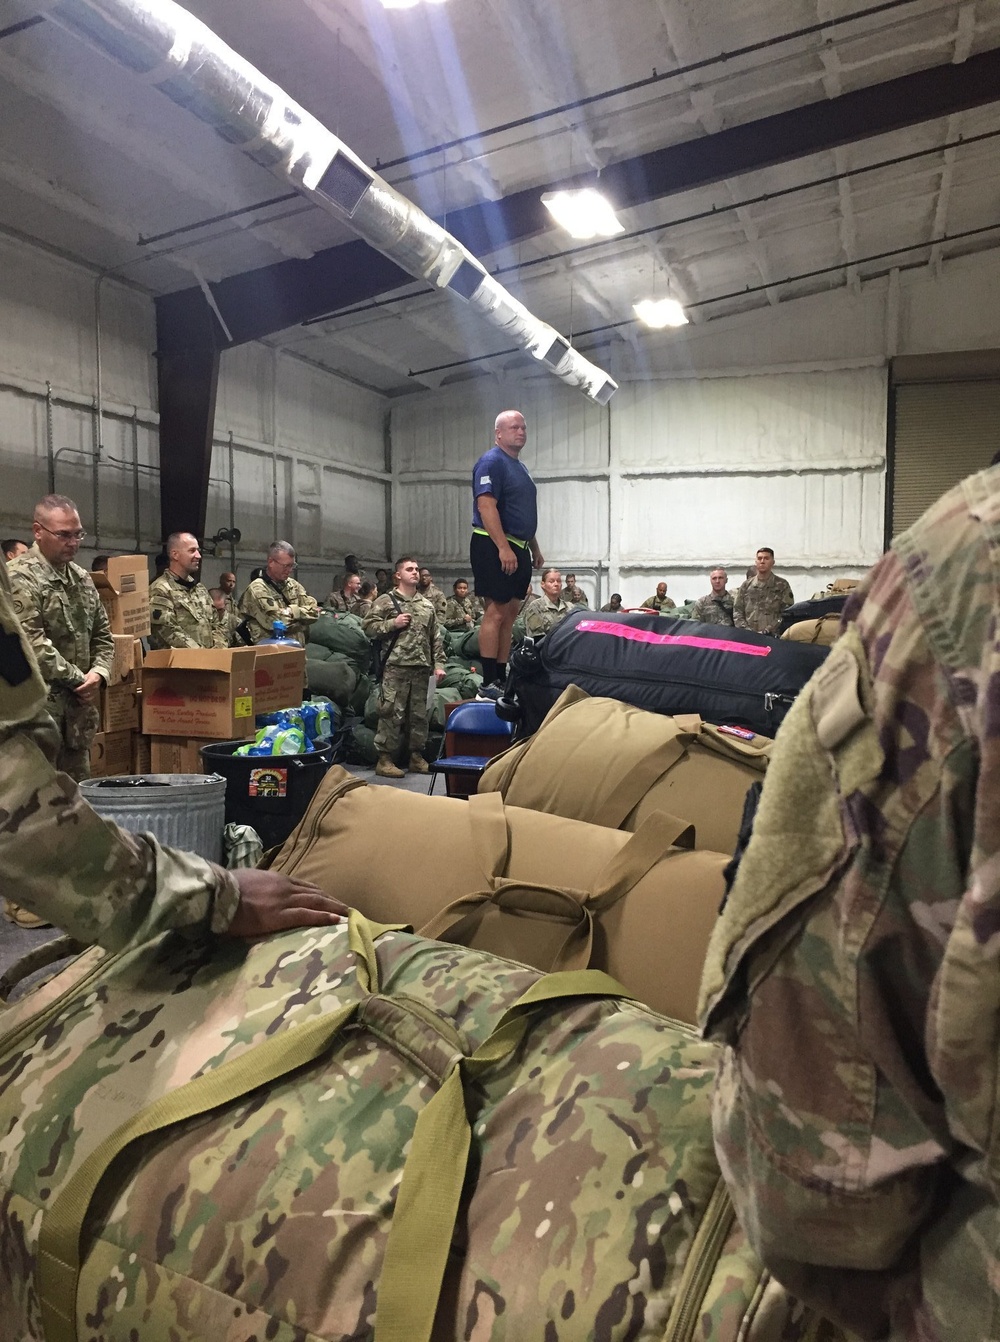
[88,586,115,681]
[732,581,749,629]
[430,610,445,669]
[523,598,547,637]
[1,728,241,952]
[286,579,320,628]
[699,468,1000,1340]
[362,594,399,641]
[1,560,240,950]
[442,597,471,630]
[8,563,87,686]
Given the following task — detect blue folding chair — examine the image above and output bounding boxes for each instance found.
[427,700,514,796]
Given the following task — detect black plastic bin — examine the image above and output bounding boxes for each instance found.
[200,740,332,852]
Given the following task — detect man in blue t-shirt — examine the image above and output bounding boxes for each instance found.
[470,409,544,693]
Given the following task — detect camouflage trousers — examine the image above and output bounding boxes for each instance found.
[373,665,431,756]
[48,688,99,782]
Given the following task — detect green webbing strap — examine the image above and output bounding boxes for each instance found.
[36,910,399,1342]
[374,969,632,1342]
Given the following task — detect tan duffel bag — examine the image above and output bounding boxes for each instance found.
[781,615,841,646]
[268,765,729,1023]
[478,685,771,854]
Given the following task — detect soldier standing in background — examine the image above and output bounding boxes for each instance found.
[238,541,320,645]
[2,539,27,561]
[0,550,347,943]
[417,566,448,620]
[327,571,362,613]
[149,532,225,650]
[641,581,676,613]
[690,567,736,626]
[524,568,572,638]
[600,593,623,613]
[363,555,445,779]
[8,494,112,782]
[562,573,589,606]
[443,578,477,631]
[734,547,794,635]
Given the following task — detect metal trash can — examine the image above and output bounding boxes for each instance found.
[200,742,330,852]
[80,774,227,865]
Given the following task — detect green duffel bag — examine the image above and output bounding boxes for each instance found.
[459,626,482,660]
[363,681,380,729]
[349,669,374,716]
[439,662,482,698]
[346,721,379,765]
[0,910,843,1342]
[304,641,332,662]
[305,652,357,706]
[430,684,463,729]
[442,627,469,658]
[309,611,371,673]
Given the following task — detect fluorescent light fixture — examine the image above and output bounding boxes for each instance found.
[541,188,624,239]
[380,0,447,7]
[633,297,689,328]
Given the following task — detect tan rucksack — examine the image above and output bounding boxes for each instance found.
[478,685,771,854]
[780,616,841,646]
[268,765,729,1024]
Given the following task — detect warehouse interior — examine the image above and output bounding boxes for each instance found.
[2,0,999,608]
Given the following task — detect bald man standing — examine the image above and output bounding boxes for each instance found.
[470,409,543,696]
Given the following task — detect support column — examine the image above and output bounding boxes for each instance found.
[157,347,221,542]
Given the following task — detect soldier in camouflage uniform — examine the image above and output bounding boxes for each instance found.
[442,577,477,631]
[0,552,347,945]
[690,567,735,626]
[733,547,794,635]
[523,567,572,638]
[326,572,361,613]
[699,464,1000,1341]
[149,532,226,650]
[562,572,589,607]
[417,566,448,620]
[8,494,113,782]
[363,556,445,778]
[641,581,676,613]
[237,541,320,645]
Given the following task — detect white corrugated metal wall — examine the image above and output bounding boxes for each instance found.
[389,366,887,608]
[0,231,390,595]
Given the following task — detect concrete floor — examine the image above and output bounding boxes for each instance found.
[0,763,440,990]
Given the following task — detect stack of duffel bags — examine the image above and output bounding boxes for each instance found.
[0,614,853,1340]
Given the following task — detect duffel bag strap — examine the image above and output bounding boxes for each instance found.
[36,911,401,1342]
[417,879,595,972]
[588,811,695,912]
[590,729,688,827]
[465,789,511,880]
[375,968,633,1342]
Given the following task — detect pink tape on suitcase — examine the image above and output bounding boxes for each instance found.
[576,619,773,656]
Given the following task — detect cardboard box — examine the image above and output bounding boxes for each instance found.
[142,648,257,739]
[253,646,306,715]
[89,730,134,778]
[93,556,150,637]
[132,731,151,775]
[108,634,137,686]
[149,735,217,774]
[100,681,139,733]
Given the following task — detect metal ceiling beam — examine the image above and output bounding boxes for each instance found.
[156,44,1000,355]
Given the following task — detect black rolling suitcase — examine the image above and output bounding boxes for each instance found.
[503,609,828,738]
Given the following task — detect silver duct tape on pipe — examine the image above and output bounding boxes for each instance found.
[48,0,618,404]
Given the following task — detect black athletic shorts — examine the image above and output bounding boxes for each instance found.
[470,530,532,603]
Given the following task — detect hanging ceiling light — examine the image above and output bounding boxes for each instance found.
[633,297,689,328]
[541,188,624,240]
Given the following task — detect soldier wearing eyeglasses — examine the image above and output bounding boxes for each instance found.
[8,493,113,781]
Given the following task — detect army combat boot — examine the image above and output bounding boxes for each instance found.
[408,753,430,775]
[375,753,405,779]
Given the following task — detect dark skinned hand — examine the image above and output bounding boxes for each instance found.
[226,869,350,939]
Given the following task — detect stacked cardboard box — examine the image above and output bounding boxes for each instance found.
[89,563,150,778]
[140,646,306,774]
